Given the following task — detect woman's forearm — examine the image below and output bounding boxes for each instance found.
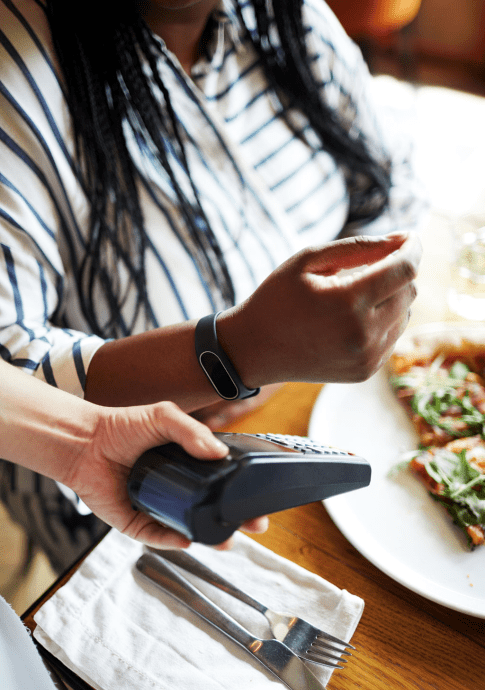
[0,362,98,483]
[83,319,225,408]
[83,233,423,409]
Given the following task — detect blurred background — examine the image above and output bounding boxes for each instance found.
[2,0,485,616]
[327,0,485,95]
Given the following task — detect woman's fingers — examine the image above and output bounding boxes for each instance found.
[128,508,269,552]
[301,231,413,276]
[129,516,192,550]
[351,231,422,308]
[304,232,421,308]
[104,402,269,550]
[298,232,421,369]
[104,401,229,470]
[214,231,423,388]
[148,401,230,459]
[240,515,270,533]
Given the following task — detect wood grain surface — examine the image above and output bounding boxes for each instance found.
[227,381,485,690]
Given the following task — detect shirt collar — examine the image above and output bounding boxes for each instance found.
[149,0,247,75]
[206,0,246,59]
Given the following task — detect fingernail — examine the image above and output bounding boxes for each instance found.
[386,231,408,239]
[214,440,229,452]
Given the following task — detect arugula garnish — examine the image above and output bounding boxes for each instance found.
[422,449,485,546]
[391,357,485,439]
[449,361,471,379]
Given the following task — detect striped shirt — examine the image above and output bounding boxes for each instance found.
[0,0,424,397]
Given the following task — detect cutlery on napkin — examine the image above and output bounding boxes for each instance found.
[33,530,364,690]
[136,552,329,690]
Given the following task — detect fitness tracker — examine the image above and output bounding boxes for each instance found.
[194,312,260,400]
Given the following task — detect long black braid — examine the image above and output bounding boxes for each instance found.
[245,0,391,219]
[44,0,391,338]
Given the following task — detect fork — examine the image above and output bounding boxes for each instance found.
[149,548,353,668]
[137,552,331,689]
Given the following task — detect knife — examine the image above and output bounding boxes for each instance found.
[136,552,327,690]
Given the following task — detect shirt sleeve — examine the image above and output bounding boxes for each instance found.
[304,0,429,238]
[0,234,104,397]
[0,3,105,397]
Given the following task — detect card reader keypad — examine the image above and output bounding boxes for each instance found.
[254,433,350,455]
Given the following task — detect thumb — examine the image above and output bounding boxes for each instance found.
[134,401,229,461]
[302,232,409,276]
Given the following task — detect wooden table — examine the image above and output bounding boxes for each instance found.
[23,209,485,689]
[228,383,485,690]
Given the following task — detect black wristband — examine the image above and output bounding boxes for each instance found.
[195,312,260,400]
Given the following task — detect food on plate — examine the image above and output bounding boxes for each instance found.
[409,436,485,547]
[388,328,485,548]
[389,341,485,447]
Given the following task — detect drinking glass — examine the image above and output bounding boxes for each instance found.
[447,213,485,320]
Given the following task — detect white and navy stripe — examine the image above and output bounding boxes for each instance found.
[0,0,425,570]
[0,0,424,398]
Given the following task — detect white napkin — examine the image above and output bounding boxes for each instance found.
[34,530,364,690]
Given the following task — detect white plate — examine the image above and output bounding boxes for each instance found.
[308,367,485,618]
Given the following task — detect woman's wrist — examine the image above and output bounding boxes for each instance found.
[194,312,260,400]
[84,321,222,410]
[215,305,270,391]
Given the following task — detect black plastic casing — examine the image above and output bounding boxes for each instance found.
[127,432,371,545]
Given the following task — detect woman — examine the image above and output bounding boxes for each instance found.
[0,0,423,569]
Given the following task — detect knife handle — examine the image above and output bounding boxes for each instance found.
[136,552,255,649]
[149,548,267,615]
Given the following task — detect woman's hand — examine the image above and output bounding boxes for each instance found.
[63,401,269,550]
[83,231,421,413]
[217,231,422,388]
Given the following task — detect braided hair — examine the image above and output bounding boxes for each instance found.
[45,0,391,338]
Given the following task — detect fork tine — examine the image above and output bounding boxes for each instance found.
[306,646,349,664]
[302,652,346,670]
[315,631,355,650]
[306,642,352,660]
[311,638,353,656]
